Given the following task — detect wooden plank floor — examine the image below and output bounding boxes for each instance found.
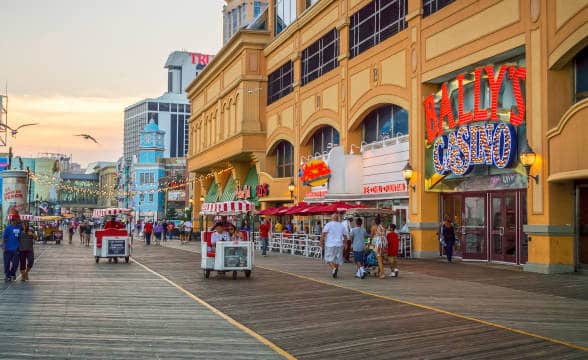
[132,244,588,359]
[0,242,282,359]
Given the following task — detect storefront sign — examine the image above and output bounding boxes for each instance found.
[235,185,252,200]
[432,122,516,176]
[362,182,407,194]
[255,183,269,198]
[300,159,331,187]
[424,65,526,144]
[305,189,328,199]
[423,62,527,192]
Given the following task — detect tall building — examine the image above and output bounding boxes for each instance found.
[132,120,166,220]
[123,51,213,165]
[187,0,588,273]
[223,0,269,44]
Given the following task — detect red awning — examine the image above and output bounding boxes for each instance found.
[284,202,309,215]
[258,207,286,216]
[306,202,365,215]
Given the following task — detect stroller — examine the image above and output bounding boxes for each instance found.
[363,249,379,277]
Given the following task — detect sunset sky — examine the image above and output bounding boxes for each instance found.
[0,0,224,166]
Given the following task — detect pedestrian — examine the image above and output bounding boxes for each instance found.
[441,215,456,263]
[154,222,163,245]
[342,215,353,263]
[135,221,142,236]
[320,213,348,278]
[3,215,22,282]
[68,222,75,244]
[350,218,368,279]
[183,219,193,244]
[144,221,153,245]
[83,221,92,247]
[166,222,174,241]
[19,221,37,282]
[259,218,270,257]
[386,224,400,277]
[228,223,243,241]
[369,215,387,279]
[313,221,322,236]
[274,220,283,233]
[161,220,167,241]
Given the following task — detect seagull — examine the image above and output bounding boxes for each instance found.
[75,134,99,143]
[0,123,39,137]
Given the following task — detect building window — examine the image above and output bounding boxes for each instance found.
[242,3,247,23]
[275,141,294,178]
[254,1,263,17]
[171,103,178,112]
[301,29,339,86]
[275,0,296,35]
[140,194,145,202]
[349,0,407,59]
[267,61,293,104]
[167,71,173,92]
[575,46,588,102]
[423,0,455,17]
[148,102,158,111]
[140,173,145,185]
[149,193,154,202]
[160,103,169,112]
[362,105,408,143]
[232,10,238,35]
[311,126,339,155]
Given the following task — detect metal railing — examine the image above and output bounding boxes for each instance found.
[250,231,413,259]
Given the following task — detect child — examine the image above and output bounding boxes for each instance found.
[350,218,368,279]
[386,224,400,277]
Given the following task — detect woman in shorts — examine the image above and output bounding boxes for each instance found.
[369,216,387,279]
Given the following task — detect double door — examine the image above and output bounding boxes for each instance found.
[442,190,526,264]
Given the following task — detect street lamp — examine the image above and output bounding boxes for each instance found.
[519,140,539,184]
[402,162,415,192]
[288,179,295,200]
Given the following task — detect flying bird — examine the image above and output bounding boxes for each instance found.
[0,123,39,137]
[75,134,99,143]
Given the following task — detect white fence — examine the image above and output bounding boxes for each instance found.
[250,232,413,259]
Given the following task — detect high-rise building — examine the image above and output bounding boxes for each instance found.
[123,51,213,165]
[223,0,269,44]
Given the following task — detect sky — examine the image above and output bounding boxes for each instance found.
[0,0,225,167]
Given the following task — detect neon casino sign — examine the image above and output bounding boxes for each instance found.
[424,65,526,176]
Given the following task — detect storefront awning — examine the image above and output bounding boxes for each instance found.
[242,167,259,206]
[201,200,255,215]
[219,176,236,202]
[205,182,219,203]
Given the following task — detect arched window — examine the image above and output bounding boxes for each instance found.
[311,126,339,155]
[362,104,408,143]
[575,45,588,102]
[275,141,294,178]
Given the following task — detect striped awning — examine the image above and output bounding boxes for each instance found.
[201,201,255,215]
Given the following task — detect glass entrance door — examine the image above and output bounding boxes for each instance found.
[461,195,486,259]
[442,194,462,257]
[490,193,517,262]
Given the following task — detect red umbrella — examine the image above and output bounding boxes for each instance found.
[307,202,365,215]
[285,202,309,215]
[258,207,281,216]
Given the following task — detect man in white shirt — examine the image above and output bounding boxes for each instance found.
[182,220,193,245]
[321,213,348,278]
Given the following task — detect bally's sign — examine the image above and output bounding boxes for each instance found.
[424,64,526,177]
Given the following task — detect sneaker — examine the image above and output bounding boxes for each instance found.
[11,276,16,281]
[4,277,10,283]
[332,268,338,278]
[388,272,397,277]
[394,269,399,277]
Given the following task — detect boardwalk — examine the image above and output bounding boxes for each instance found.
[0,241,281,359]
[0,237,586,359]
[135,241,588,359]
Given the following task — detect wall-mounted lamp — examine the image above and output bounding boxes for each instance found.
[402,162,416,192]
[288,179,296,200]
[519,140,539,184]
[350,144,362,155]
[199,195,205,203]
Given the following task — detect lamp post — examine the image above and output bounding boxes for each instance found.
[519,140,539,184]
[402,162,415,192]
[199,195,205,232]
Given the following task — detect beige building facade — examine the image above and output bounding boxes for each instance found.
[188,0,588,273]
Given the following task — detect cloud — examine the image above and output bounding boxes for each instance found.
[4,94,141,166]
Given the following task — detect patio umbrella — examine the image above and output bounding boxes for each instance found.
[284,202,309,215]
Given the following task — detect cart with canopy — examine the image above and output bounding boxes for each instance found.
[200,201,255,279]
[92,208,132,263]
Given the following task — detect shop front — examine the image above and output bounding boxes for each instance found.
[424,57,528,264]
